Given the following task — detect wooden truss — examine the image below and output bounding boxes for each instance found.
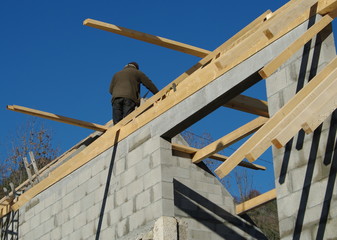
[3,0,337,218]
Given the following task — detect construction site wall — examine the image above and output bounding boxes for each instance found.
[266,15,337,240]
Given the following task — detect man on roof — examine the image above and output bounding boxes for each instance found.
[109,62,159,124]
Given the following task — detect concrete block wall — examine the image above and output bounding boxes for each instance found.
[17,129,265,239]
[265,15,337,240]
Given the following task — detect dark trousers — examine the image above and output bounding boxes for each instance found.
[112,97,136,124]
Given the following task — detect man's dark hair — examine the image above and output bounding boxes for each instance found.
[128,62,139,70]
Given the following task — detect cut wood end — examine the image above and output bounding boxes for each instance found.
[83,18,93,25]
[6,105,14,110]
[301,123,313,134]
[271,138,283,149]
[245,153,256,163]
[258,69,268,79]
[214,168,227,179]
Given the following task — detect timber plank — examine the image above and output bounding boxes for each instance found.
[214,56,337,178]
[224,95,269,117]
[191,117,268,163]
[236,189,276,215]
[247,59,337,159]
[272,74,337,147]
[7,105,107,132]
[83,19,210,58]
[259,12,336,79]
[171,143,266,170]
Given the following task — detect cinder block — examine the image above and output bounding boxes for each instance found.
[114,157,126,176]
[61,220,74,236]
[120,166,137,188]
[116,218,129,238]
[30,214,41,230]
[144,166,161,190]
[74,211,87,230]
[108,207,122,226]
[126,179,144,200]
[121,199,134,219]
[136,155,151,178]
[86,203,101,223]
[153,216,177,240]
[78,166,92,186]
[136,189,151,211]
[129,208,146,231]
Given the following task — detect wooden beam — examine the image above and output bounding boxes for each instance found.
[171,143,266,171]
[318,0,337,15]
[83,18,210,58]
[7,105,108,132]
[236,189,276,215]
[272,73,337,148]
[191,117,268,163]
[301,94,337,133]
[215,56,337,178]
[259,12,336,79]
[247,58,337,158]
[214,0,318,71]
[224,95,269,117]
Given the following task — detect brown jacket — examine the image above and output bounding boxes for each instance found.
[109,65,159,106]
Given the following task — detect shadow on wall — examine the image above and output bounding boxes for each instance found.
[0,210,19,239]
[173,179,267,240]
[95,130,120,240]
[276,11,337,240]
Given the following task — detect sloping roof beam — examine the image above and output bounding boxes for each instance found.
[7,105,108,132]
[171,143,266,171]
[236,189,276,215]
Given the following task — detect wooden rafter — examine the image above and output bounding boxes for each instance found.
[214,56,337,179]
[224,95,269,117]
[171,143,266,171]
[7,105,108,132]
[83,19,210,58]
[191,117,268,164]
[236,189,276,215]
[272,71,337,148]
[259,11,337,79]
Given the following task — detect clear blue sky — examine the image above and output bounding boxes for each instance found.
[1,0,320,196]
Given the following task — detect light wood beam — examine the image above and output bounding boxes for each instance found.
[215,56,337,178]
[236,189,276,215]
[83,19,210,58]
[191,117,268,163]
[246,58,337,159]
[272,73,337,148]
[302,95,337,133]
[259,12,337,79]
[224,95,269,117]
[214,0,318,71]
[171,143,266,171]
[7,105,108,132]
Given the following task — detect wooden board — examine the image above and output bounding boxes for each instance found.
[272,74,337,147]
[83,19,210,58]
[259,12,336,79]
[247,59,337,159]
[236,189,276,215]
[171,143,266,170]
[224,95,269,117]
[302,96,337,133]
[191,117,268,163]
[215,56,337,178]
[7,105,107,132]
